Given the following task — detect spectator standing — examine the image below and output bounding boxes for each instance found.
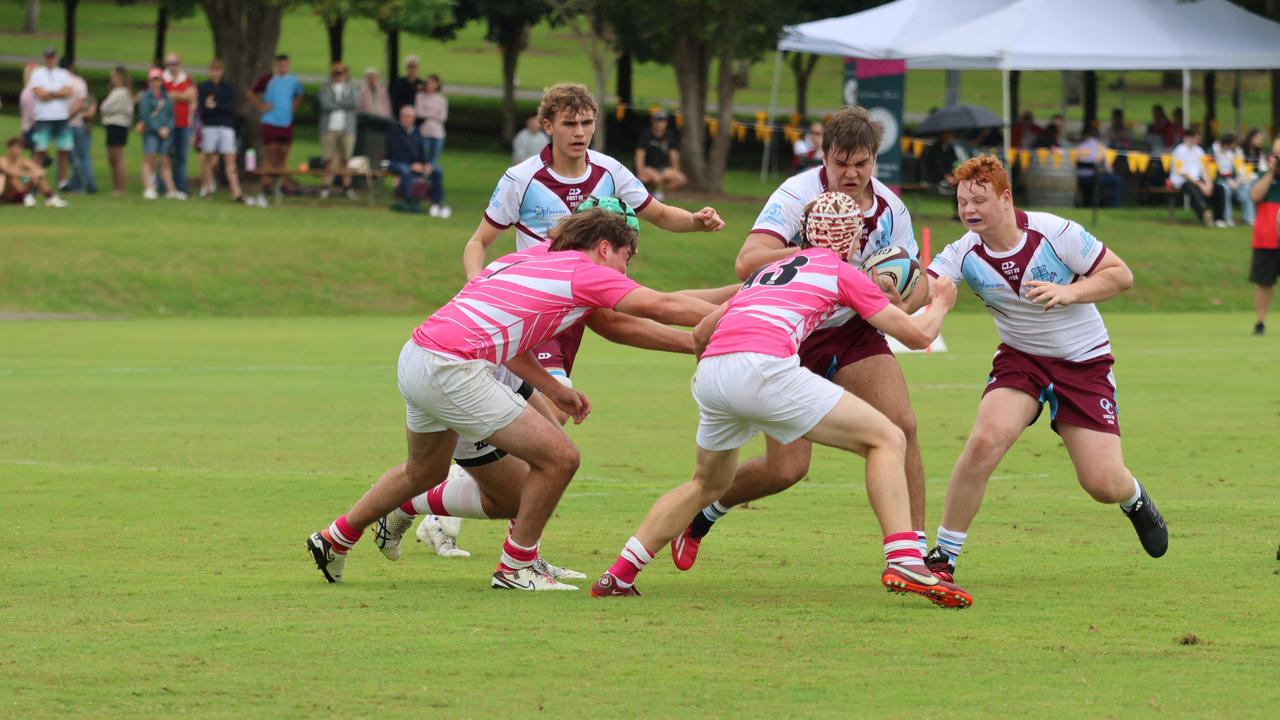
[19,64,37,151]
[1010,111,1041,149]
[161,53,196,195]
[1,136,64,207]
[1103,108,1133,150]
[248,54,304,199]
[792,121,823,173]
[357,67,391,119]
[634,109,687,200]
[1147,104,1174,153]
[1075,126,1123,207]
[100,66,134,197]
[1169,127,1224,227]
[318,62,358,200]
[922,130,968,191]
[197,58,243,202]
[415,74,448,169]
[62,58,97,194]
[386,104,445,215]
[1242,129,1269,176]
[27,47,74,192]
[511,114,548,163]
[390,55,421,119]
[137,68,181,200]
[1248,140,1280,335]
[1213,133,1255,227]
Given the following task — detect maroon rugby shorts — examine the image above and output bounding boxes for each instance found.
[983,343,1120,435]
[797,318,893,379]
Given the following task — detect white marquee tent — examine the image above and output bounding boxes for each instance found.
[766,0,1280,171]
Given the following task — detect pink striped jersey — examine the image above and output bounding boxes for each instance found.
[412,243,640,364]
[702,247,891,360]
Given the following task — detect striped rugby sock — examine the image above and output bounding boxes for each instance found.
[935,526,967,568]
[498,535,538,573]
[607,536,654,587]
[398,468,490,519]
[690,501,730,538]
[884,531,927,569]
[325,514,362,555]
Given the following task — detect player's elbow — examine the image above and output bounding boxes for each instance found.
[1116,266,1134,292]
[898,327,932,350]
[733,252,759,280]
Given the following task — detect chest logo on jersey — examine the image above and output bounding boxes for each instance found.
[999,260,1021,282]
[1029,265,1061,283]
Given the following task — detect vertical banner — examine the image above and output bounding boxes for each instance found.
[844,58,906,185]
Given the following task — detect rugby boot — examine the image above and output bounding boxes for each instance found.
[882,564,973,609]
[1122,484,1168,558]
[671,524,703,571]
[306,531,347,584]
[589,572,642,597]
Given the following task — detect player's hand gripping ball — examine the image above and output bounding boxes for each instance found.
[861,245,921,298]
[801,191,863,261]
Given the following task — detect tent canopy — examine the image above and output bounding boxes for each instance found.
[897,0,1280,71]
[776,0,1009,62]
[779,0,1280,71]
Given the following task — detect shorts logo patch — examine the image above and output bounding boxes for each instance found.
[1099,397,1116,423]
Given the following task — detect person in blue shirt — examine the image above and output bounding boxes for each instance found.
[247,54,303,196]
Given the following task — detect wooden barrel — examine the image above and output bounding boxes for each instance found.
[1023,155,1078,208]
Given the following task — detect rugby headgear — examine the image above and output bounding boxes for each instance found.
[801,191,862,260]
[576,195,640,233]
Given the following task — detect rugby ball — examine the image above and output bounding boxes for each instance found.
[861,246,921,298]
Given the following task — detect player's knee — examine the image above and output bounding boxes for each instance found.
[1079,467,1129,503]
[405,461,447,491]
[768,453,811,490]
[876,423,908,457]
[966,427,1017,462]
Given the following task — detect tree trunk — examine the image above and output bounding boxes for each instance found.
[706,45,739,192]
[497,22,530,144]
[63,0,78,63]
[616,52,632,106]
[790,53,819,120]
[591,57,610,151]
[671,33,710,191]
[23,0,39,34]
[386,28,399,83]
[1203,70,1216,139]
[153,6,169,68]
[1083,70,1098,130]
[200,0,284,155]
[327,16,345,64]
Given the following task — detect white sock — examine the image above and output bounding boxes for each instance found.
[1120,477,1142,511]
[915,530,928,555]
[935,526,967,567]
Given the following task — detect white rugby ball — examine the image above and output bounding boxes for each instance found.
[860,246,921,297]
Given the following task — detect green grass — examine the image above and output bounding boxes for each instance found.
[1,1,1276,129]
[1,313,1277,717]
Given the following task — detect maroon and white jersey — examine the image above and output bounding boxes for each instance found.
[412,244,639,365]
[750,167,918,267]
[483,145,653,250]
[702,248,890,361]
[928,210,1111,362]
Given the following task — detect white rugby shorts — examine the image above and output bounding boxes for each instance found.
[693,352,843,451]
[200,126,236,155]
[451,366,532,464]
[398,340,527,442]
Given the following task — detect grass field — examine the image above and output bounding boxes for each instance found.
[1,313,1278,717]
[1,0,1276,128]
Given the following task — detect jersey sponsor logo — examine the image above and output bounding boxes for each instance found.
[1029,264,1060,283]
[760,201,785,226]
[532,204,567,221]
[1079,229,1098,257]
[999,260,1021,281]
[537,352,552,360]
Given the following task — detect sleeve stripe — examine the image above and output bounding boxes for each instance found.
[483,213,511,230]
[633,193,654,212]
[749,228,789,244]
[1084,245,1108,275]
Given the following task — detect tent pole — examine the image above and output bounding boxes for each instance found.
[1002,66,1011,166]
[1181,68,1191,133]
[760,48,784,183]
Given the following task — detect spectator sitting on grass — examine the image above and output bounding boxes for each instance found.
[1,136,63,207]
[635,109,686,200]
[137,68,182,200]
[386,104,446,215]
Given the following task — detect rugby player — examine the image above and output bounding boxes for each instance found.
[306,210,719,591]
[922,155,1167,579]
[592,192,971,608]
[673,106,933,571]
